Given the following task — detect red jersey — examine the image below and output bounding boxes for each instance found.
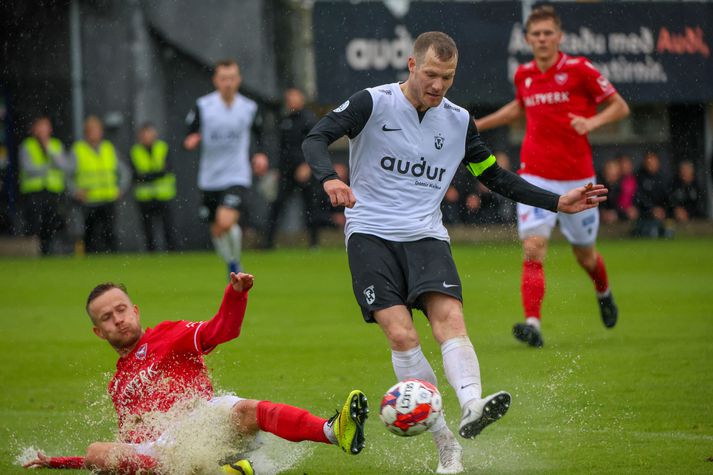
[108,286,248,443]
[514,52,617,180]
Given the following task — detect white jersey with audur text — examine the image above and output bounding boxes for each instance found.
[344,82,470,242]
[194,91,257,191]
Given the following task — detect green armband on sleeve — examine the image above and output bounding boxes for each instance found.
[466,154,496,177]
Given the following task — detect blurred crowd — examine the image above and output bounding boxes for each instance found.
[596,151,706,238]
[440,149,709,238]
[441,151,517,226]
[15,87,347,255]
[13,104,710,256]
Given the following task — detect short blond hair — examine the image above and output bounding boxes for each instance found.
[413,31,458,63]
[525,5,562,32]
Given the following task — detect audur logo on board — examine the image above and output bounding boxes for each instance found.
[346,26,414,71]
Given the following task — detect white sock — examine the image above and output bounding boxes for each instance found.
[596,288,611,299]
[391,346,447,433]
[323,421,337,444]
[526,317,541,330]
[211,233,232,264]
[441,336,482,407]
[227,224,242,264]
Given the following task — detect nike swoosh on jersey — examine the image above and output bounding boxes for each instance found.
[382,124,402,132]
[442,281,460,288]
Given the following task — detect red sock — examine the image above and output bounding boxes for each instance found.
[256,401,330,444]
[48,456,85,469]
[587,254,610,294]
[117,454,157,474]
[522,260,545,319]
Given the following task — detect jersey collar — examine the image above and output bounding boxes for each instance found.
[537,52,568,76]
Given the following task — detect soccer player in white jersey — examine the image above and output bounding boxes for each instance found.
[184,59,268,277]
[303,32,607,474]
[475,6,630,347]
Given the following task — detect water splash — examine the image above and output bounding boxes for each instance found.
[14,389,310,474]
[14,446,42,467]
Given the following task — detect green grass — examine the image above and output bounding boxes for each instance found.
[1,238,712,474]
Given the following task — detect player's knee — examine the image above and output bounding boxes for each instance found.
[430,311,467,344]
[215,208,238,230]
[232,399,260,433]
[211,222,229,236]
[386,326,420,350]
[523,237,547,261]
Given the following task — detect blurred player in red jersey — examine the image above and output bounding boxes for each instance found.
[475,5,630,347]
[23,273,367,474]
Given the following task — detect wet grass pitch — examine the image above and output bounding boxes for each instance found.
[2,237,712,473]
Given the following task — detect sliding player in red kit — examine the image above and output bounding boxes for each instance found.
[23,272,367,474]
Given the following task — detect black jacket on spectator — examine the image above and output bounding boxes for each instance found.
[634,170,668,219]
[669,178,703,218]
[597,173,622,214]
[279,108,318,170]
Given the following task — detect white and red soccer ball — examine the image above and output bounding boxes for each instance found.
[379,379,442,436]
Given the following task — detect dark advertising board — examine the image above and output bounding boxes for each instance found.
[312,1,713,105]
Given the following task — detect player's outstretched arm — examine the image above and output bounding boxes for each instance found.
[23,451,85,469]
[474,100,523,132]
[23,451,51,468]
[557,183,608,213]
[197,272,254,352]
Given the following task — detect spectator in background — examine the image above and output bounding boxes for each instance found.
[263,88,320,249]
[617,153,638,221]
[669,160,703,222]
[67,116,130,253]
[130,123,177,252]
[18,116,66,255]
[597,158,622,224]
[633,151,669,237]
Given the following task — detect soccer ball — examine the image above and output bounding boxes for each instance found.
[379,379,442,436]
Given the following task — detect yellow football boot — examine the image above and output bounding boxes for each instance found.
[220,458,254,475]
[327,389,368,455]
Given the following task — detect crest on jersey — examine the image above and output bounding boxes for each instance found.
[135,343,148,360]
[525,77,533,88]
[434,133,444,150]
[333,100,350,113]
[597,76,611,91]
[555,73,568,85]
[363,285,376,305]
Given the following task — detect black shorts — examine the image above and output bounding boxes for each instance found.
[347,233,463,323]
[200,185,248,223]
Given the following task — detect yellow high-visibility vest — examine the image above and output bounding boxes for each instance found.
[19,137,65,194]
[72,140,120,203]
[130,140,176,202]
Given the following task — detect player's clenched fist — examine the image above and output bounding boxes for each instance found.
[230,272,254,292]
[323,178,356,208]
[568,113,595,136]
